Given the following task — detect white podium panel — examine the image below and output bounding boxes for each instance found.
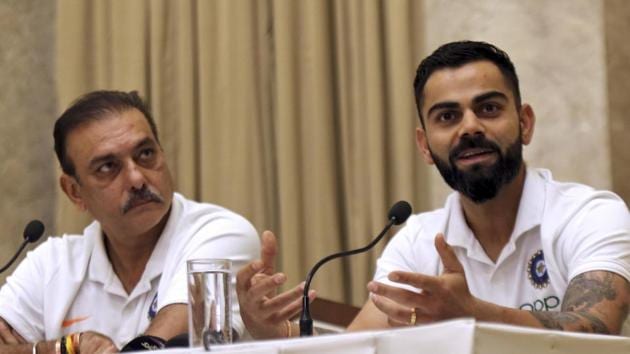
[154,319,630,354]
[473,322,630,354]
[377,319,475,354]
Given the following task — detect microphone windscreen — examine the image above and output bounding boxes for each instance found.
[23,220,45,243]
[388,201,412,225]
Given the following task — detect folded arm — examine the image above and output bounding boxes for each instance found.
[0,317,117,353]
[144,303,188,340]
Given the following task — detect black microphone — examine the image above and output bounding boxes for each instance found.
[0,220,45,274]
[299,201,412,336]
[164,333,189,348]
[120,335,165,351]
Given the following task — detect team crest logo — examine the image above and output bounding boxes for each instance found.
[527,250,549,289]
[148,292,158,320]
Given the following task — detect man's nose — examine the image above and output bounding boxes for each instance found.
[123,161,147,190]
[458,109,485,137]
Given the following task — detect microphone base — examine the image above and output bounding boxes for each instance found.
[299,318,313,336]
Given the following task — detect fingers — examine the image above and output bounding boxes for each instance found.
[434,233,464,274]
[10,329,25,344]
[282,289,317,320]
[247,273,288,302]
[95,344,118,354]
[369,293,416,327]
[239,280,316,339]
[385,308,432,328]
[264,287,316,323]
[261,283,313,320]
[237,230,281,295]
[236,260,264,293]
[266,291,305,320]
[368,280,434,313]
[0,317,24,345]
[387,271,441,294]
[260,231,278,275]
[80,331,118,354]
[238,270,294,319]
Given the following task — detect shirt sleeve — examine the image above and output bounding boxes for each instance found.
[0,241,50,342]
[157,211,260,339]
[374,226,416,283]
[373,215,440,292]
[557,197,630,281]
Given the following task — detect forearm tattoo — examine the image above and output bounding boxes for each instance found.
[530,272,629,334]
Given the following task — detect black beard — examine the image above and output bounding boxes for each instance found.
[430,134,523,203]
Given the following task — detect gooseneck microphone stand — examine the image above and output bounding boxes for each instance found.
[299,201,412,336]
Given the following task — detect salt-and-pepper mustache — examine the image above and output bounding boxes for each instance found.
[121,187,164,214]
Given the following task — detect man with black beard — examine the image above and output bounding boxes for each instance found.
[432,133,523,204]
[346,41,630,334]
[235,41,630,339]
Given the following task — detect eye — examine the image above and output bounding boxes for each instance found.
[136,147,158,167]
[477,102,501,117]
[96,161,118,175]
[139,148,155,160]
[437,110,458,123]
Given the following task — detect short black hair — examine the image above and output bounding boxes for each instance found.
[413,41,521,127]
[53,90,159,177]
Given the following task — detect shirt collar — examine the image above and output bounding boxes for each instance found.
[137,193,183,289]
[86,221,122,295]
[443,168,545,260]
[444,193,479,254]
[86,193,182,297]
[510,168,545,239]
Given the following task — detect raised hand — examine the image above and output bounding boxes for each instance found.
[236,231,316,339]
[367,233,477,327]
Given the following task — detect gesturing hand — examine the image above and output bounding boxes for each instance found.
[236,231,316,339]
[368,233,478,327]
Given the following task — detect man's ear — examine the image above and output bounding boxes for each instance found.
[60,174,86,211]
[519,103,536,145]
[415,127,434,164]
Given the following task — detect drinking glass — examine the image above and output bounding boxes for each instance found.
[187,258,233,349]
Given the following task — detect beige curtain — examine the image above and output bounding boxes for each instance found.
[55,0,431,306]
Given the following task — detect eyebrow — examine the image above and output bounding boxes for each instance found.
[426,101,460,118]
[88,137,156,170]
[88,153,116,171]
[134,137,156,150]
[472,90,508,104]
[426,90,509,118]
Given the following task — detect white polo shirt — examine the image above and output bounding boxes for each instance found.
[374,168,630,333]
[0,193,260,348]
